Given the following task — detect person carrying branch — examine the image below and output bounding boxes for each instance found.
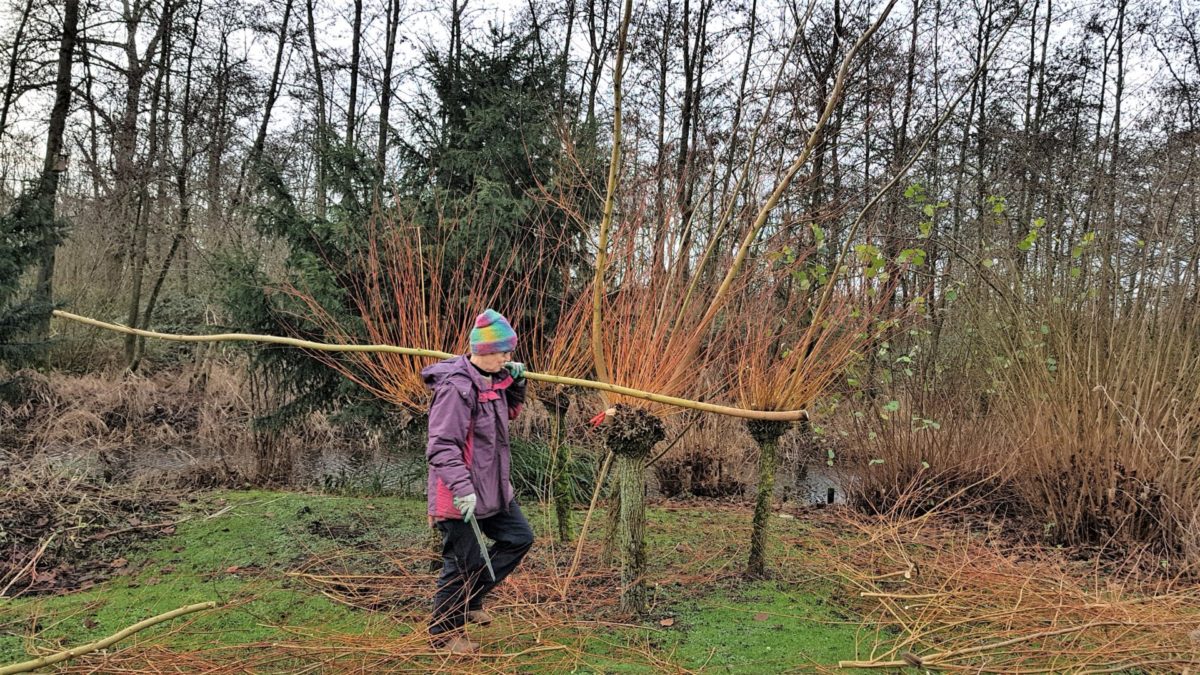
[422,309,534,654]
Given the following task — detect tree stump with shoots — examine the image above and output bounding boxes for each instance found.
[602,404,665,615]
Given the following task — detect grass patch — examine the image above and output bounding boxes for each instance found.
[0,491,432,662]
[670,582,860,672]
[0,491,869,672]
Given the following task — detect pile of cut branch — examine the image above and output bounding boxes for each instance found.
[809,510,1200,673]
[0,459,183,597]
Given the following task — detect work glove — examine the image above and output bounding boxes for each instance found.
[503,361,526,381]
[453,493,477,521]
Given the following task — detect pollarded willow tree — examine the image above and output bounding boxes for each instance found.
[588,213,743,614]
[726,251,898,577]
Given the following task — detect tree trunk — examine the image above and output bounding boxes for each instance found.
[1103,0,1127,318]
[246,0,294,176]
[375,0,400,193]
[583,0,612,129]
[722,0,757,208]
[124,0,174,370]
[747,420,789,578]
[652,2,670,272]
[30,0,81,341]
[602,406,664,616]
[558,0,576,116]
[613,452,647,615]
[345,0,362,147]
[205,34,231,236]
[548,389,573,542]
[79,45,103,200]
[305,0,328,219]
[132,0,204,371]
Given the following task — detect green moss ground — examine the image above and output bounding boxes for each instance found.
[0,491,868,672]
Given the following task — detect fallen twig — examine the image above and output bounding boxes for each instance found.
[0,532,58,597]
[85,518,187,542]
[0,601,217,674]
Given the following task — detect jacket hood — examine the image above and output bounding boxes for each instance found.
[421,355,471,390]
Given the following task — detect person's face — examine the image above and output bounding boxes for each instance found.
[471,350,512,373]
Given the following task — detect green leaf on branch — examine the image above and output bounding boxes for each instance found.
[811,223,825,248]
[898,248,927,266]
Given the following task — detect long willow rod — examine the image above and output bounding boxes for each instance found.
[52,310,806,422]
[589,0,634,387]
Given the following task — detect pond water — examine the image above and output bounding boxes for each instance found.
[778,461,852,506]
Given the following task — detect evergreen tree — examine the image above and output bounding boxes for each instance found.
[218,150,380,425]
[402,22,597,327]
[0,190,64,365]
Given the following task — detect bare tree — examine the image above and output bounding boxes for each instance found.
[30,0,80,340]
[0,0,35,141]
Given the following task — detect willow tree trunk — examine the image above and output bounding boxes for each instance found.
[602,406,665,615]
[548,388,573,542]
[613,452,647,613]
[747,420,790,578]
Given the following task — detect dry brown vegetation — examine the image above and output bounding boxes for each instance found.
[0,459,184,598]
[843,269,1200,566]
[825,508,1200,672]
[0,363,393,488]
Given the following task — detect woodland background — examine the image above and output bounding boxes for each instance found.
[2,0,1200,566]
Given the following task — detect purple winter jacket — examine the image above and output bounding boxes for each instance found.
[423,355,527,520]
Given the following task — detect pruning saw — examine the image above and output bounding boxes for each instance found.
[466,513,496,582]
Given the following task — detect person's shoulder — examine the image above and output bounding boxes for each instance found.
[435,371,477,401]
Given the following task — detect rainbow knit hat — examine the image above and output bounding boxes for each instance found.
[469,309,517,355]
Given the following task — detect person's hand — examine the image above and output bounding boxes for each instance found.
[453,494,477,521]
[503,361,526,381]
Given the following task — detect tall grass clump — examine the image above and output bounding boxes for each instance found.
[991,290,1200,560]
[845,244,1200,564]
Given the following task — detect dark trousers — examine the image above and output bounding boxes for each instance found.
[430,499,534,636]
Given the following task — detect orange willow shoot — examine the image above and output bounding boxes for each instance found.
[594,215,742,417]
[521,282,595,386]
[280,215,531,410]
[733,267,898,414]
